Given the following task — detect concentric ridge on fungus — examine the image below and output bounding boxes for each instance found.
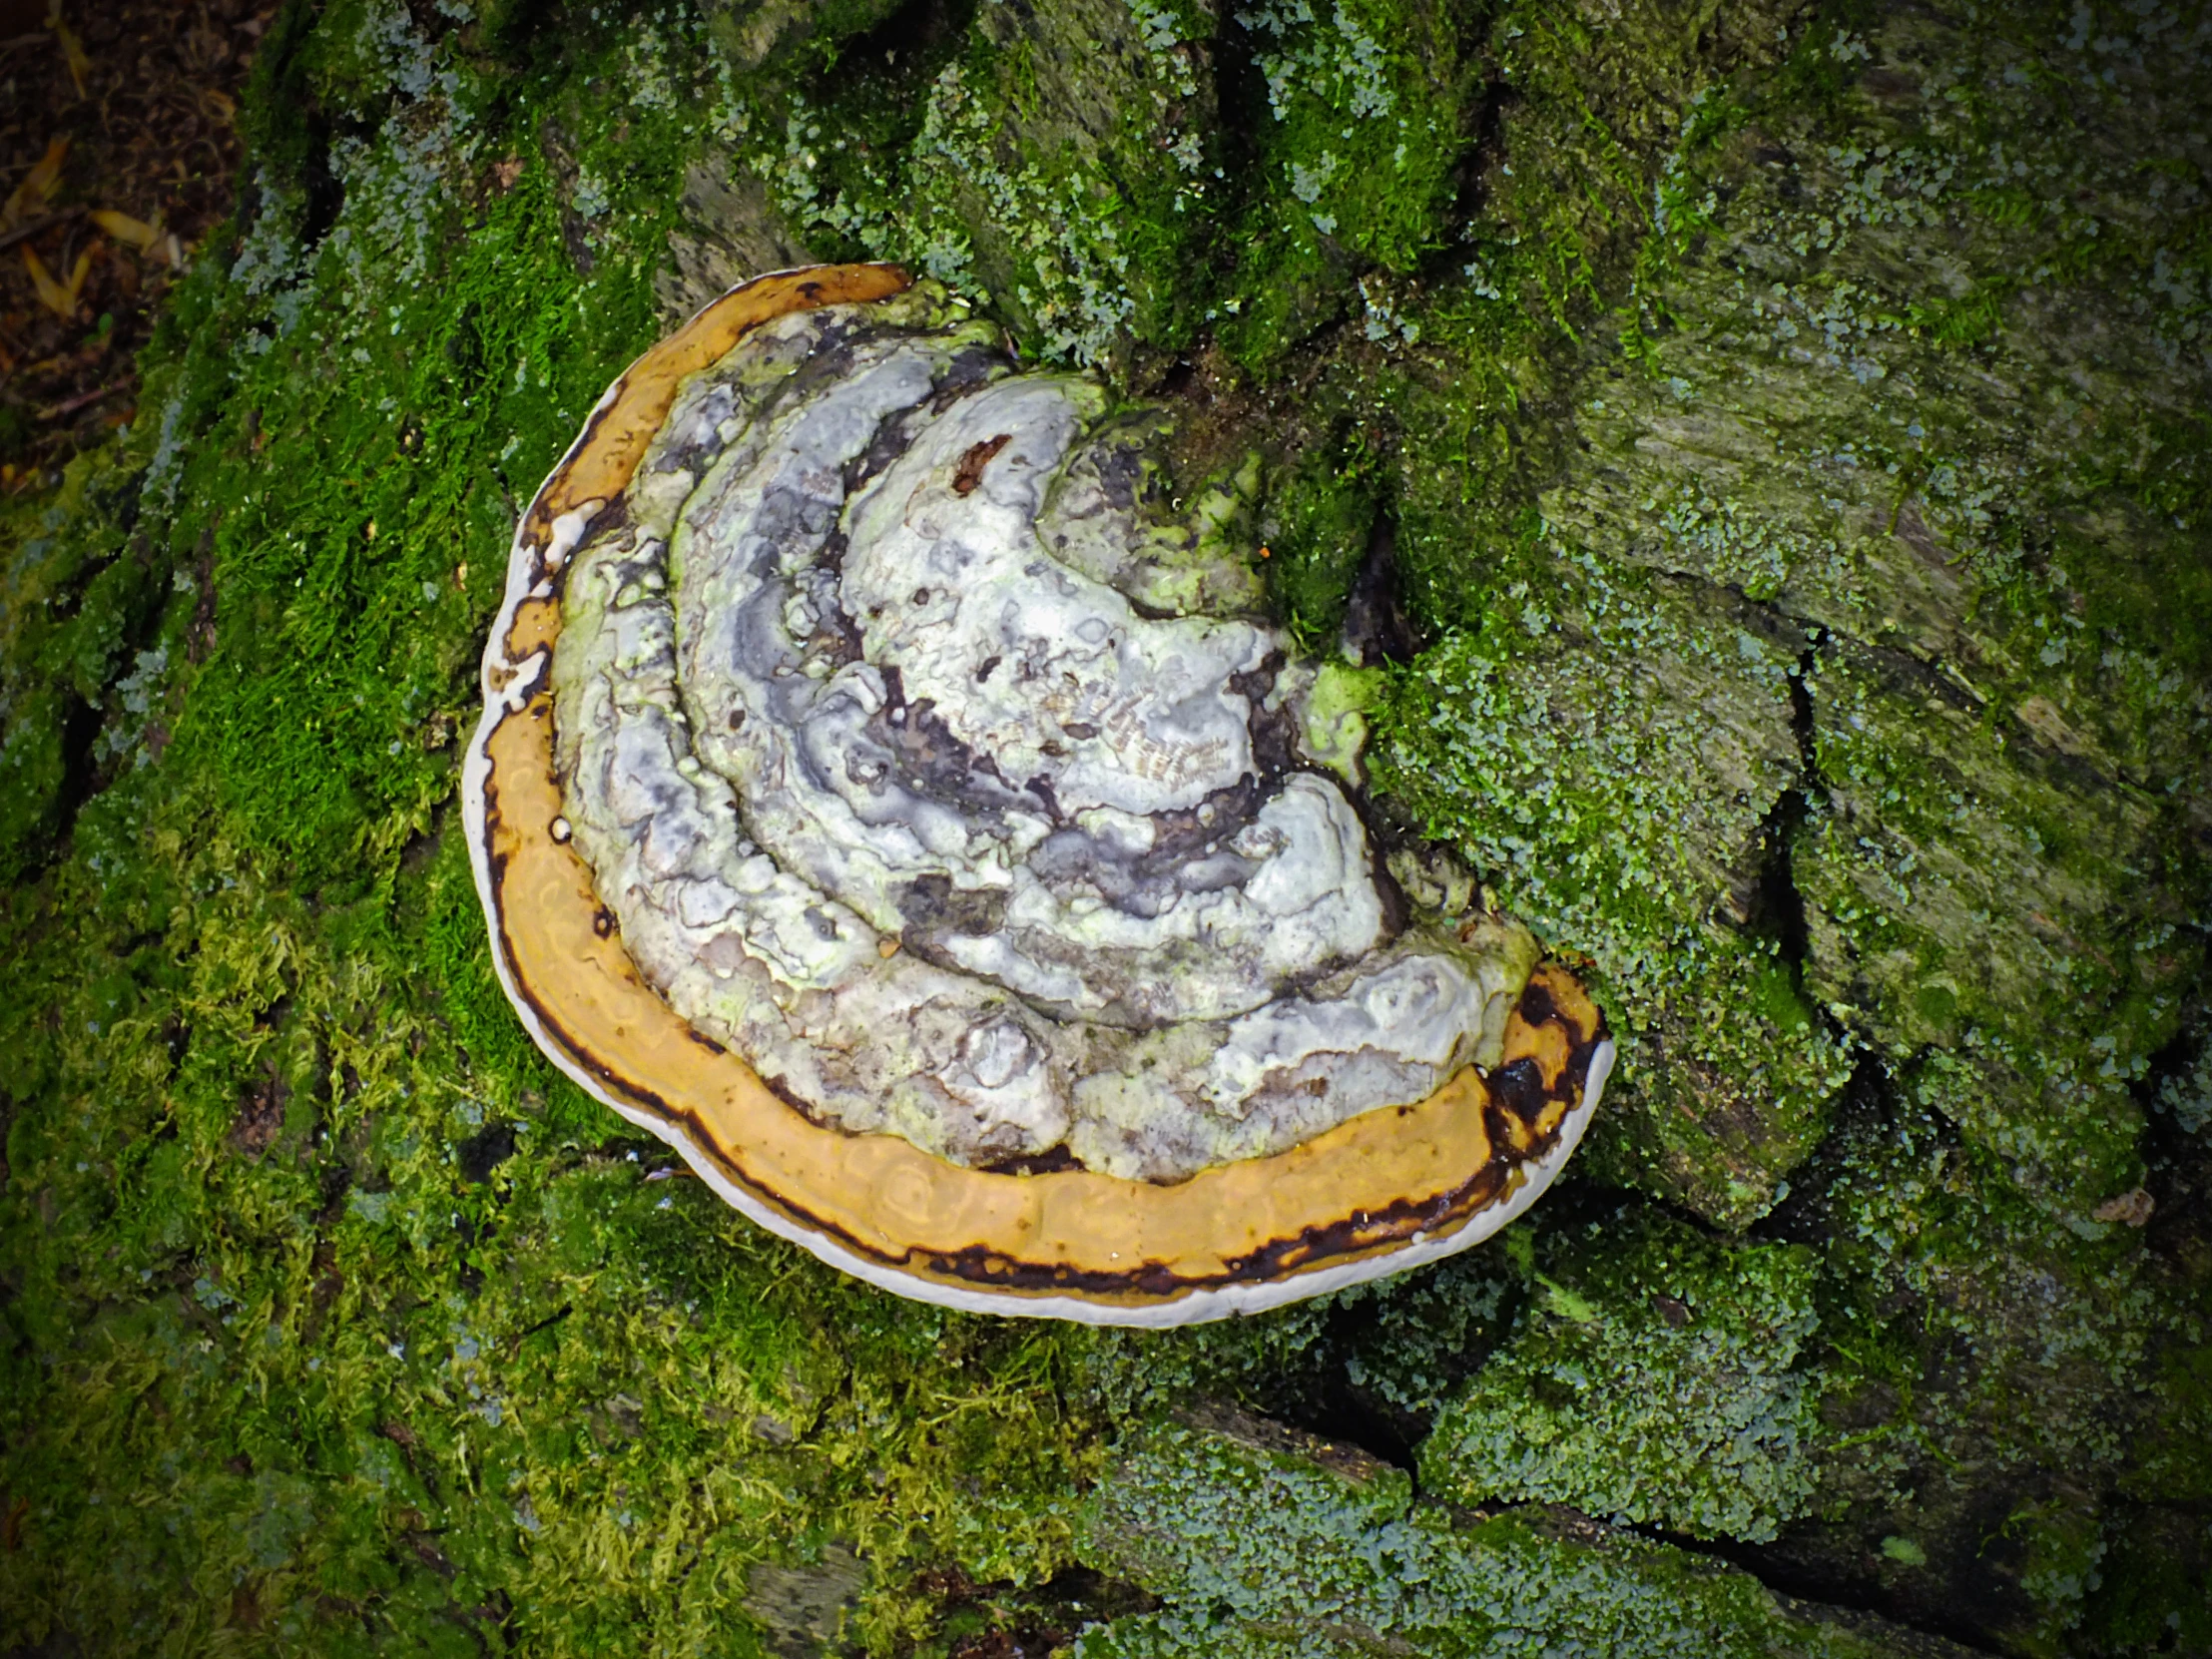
[464,266,1614,1324]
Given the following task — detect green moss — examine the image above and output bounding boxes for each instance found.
[736,0,1219,366]
[1256,433,1380,648]
[1419,1210,1823,1543]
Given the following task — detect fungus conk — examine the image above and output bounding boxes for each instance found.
[466,267,1612,1324]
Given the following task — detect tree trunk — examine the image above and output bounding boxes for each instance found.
[0,0,2205,1654]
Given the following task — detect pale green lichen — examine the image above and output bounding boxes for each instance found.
[1074,1409,1925,1658]
[1419,1211,1823,1544]
[1374,554,1850,1226]
[1296,661,1376,786]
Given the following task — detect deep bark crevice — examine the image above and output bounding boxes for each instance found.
[1427,74,1519,282]
[37,692,109,877]
[1749,1053,1891,1250]
[1339,508,1420,667]
[1642,1519,2011,1657]
[297,110,344,251]
[1749,635,1827,984]
[836,0,976,80]
[2135,1006,2212,1266]
[1283,1384,1422,1476]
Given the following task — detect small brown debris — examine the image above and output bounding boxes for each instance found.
[951,432,1011,495]
[36,376,120,420]
[230,1070,288,1157]
[2092,1188,2154,1228]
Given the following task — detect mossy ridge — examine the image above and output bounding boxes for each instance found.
[1371,536,1847,1227]
[0,450,165,884]
[1800,639,2180,1208]
[1521,0,2210,1215]
[1071,1407,1964,1658]
[720,0,1221,369]
[1203,0,1480,373]
[1420,1208,1824,1544]
[1774,1073,2212,1658]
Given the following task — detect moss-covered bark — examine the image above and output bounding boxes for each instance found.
[1,0,2206,1654]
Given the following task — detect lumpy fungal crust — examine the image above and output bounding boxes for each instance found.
[465,266,1614,1322]
[554,278,1535,1178]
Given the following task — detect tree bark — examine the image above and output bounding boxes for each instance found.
[0,1,2205,1654]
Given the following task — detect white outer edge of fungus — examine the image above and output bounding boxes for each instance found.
[462,272,1616,1328]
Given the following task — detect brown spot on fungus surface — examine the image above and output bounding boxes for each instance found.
[952,431,1012,495]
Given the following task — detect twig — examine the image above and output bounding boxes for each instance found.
[0,206,84,253]
[38,380,124,421]
[501,1303,573,1358]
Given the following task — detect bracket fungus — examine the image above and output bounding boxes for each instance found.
[464,266,1613,1324]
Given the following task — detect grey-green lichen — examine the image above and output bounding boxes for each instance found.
[1529,0,2211,1218]
[1373,543,1850,1226]
[1419,1211,1823,1544]
[1072,1407,1956,1658]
